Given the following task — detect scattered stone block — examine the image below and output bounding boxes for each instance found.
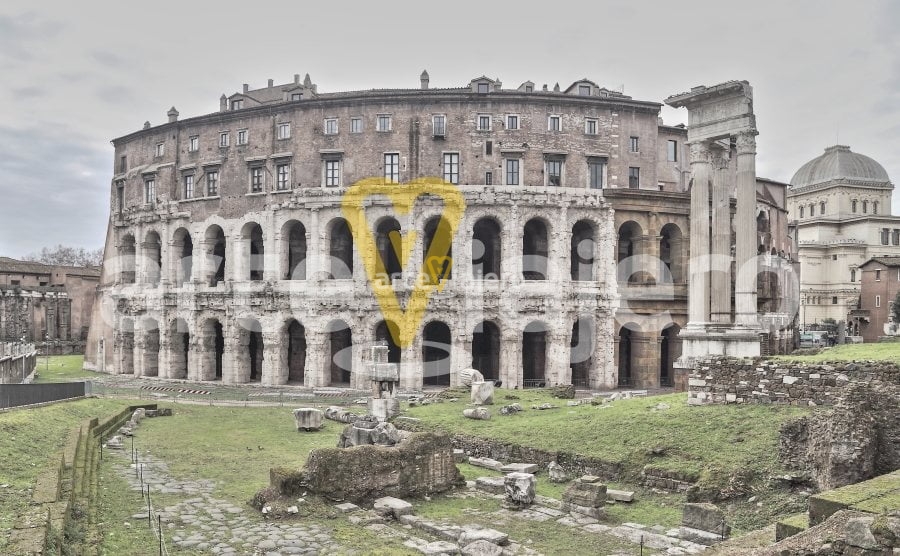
[459,368,484,386]
[499,403,522,415]
[845,516,878,550]
[531,403,556,410]
[500,463,538,474]
[368,397,401,421]
[678,526,722,546]
[503,472,536,508]
[474,477,505,494]
[373,496,413,519]
[458,526,509,546]
[550,384,575,399]
[453,449,467,463]
[547,461,568,483]
[606,489,635,502]
[562,475,606,518]
[682,502,729,536]
[461,539,502,556]
[463,407,491,420]
[292,408,324,431]
[470,381,494,405]
[420,540,460,555]
[469,457,503,471]
[106,435,124,450]
[324,406,360,424]
[334,502,360,513]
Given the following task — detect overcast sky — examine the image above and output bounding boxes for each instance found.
[0,0,897,257]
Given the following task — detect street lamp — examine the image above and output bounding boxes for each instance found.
[20,334,27,382]
[45,333,51,374]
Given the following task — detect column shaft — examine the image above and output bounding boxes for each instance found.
[710,151,732,323]
[735,132,758,327]
[687,142,712,325]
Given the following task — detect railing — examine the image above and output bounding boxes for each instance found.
[1,342,36,358]
[523,379,547,389]
[0,381,88,409]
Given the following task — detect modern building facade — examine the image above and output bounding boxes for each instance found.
[787,145,897,335]
[85,72,797,389]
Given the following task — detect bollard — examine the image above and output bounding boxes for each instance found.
[147,485,152,527]
[158,514,163,556]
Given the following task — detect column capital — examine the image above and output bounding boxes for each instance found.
[735,131,757,155]
[689,141,712,163]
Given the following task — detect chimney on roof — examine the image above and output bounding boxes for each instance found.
[167,107,179,123]
[294,74,300,84]
[143,121,151,130]
[268,78,274,88]
[542,84,548,91]
[420,70,430,90]
[220,94,227,112]
[243,83,249,93]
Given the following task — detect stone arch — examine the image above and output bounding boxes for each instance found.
[472,320,500,381]
[172,227,193,286]
[522,320,549,387]
[374,319,401,364]
[325,319,352,385]
[236,316,263,382]
[283,319,306,383]
[570,315,595,387]
[281,220,307,280]
[423,216,453,282]
[571,220,596,281]
[523,218,549,280]
[140,317,160,377]
[423,321,451,386]
[472,217,502,280]
[118,317,135,375]
[205,224,226,286]
[119,234,136,284]
[617,221,643,284]
[659,223,684,283]
[200,317,224,381]
[327,218,353,279]
[617,322,640,387]
[660,323,681,387]
[169,317,190,379]
[241,222,265,281]
[143,231,162,285]
[375,217,402,283]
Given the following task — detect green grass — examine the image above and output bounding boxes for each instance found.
[405,390,809,480]
[32,354,104,383]
[0,398,139,552]
[775,342,900,363]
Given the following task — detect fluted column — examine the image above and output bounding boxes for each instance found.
[735,131,759,327]
[710,149,732,323]
[687,141,712,325]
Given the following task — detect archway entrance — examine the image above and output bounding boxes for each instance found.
[423,321,451,386]
[522,321,547,388]
[472,321,500,381]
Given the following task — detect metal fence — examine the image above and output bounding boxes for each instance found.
[0,381,88,409]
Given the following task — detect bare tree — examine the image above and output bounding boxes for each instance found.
[23,245,104,267]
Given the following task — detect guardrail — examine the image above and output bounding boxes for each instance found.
[0,381,89,409]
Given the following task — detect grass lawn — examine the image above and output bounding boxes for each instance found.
[0,398,140,553]
[404,390,810,481]
[775,341,900,364]
[32,354,104,383]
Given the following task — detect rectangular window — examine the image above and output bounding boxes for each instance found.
[578,85,591,96]
[119,155,126,172]
[505,159,520,185]
[882,228,890,245]
[585,119,598,135]
[116,182,124,213]
[893,229,900,246]
[325,159,341,187]
[350,117,363,133]
[477,82,489,93]
[630,136,639,152]
[324,118,338,135]
[188,135,199,152]
[276,163,291,190]
[548,115,561,131]
[219,132,229,148]
[250,167,264,192]
[237,129,248,145]
[832,296,838,304]
[485,171,492,185]
[384,153,400,183]
[377,114,392,132]
[477,115,491,131]
[442,153,459,185]
[667,140,678,162]
[144,179,155,203]
[876,269,882,281]
[231,99,243,110]
[628,167,640,188]
[485,141,492,156]
[433,115,446,136]
[588,159,607,189]
[277,122,291,139]
[183,174,194,198]
[155,143,164,157]
[506,115,519,130]
[546,159,562,186]
[206,171,218,196]
[876,295,881,308]
[291,93,302,101]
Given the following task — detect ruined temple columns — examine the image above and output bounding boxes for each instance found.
[710,147,732,323]
[735,131,759,327]
[687,142,712,326]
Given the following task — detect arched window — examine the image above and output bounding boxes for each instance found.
[820,201,825,214]
[863,200,868,214]
[809,204,815,217]
[874,201,879,214]
[850,269,856,282]
[799,206,805,218]
[852,200,858,213]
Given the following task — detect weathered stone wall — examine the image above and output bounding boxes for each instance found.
[0,343,37,384]
[298,432,463,503]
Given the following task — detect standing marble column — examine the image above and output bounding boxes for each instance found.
[687,141,712,325]
[735,131,759,327]
[710,148,732,323]
[304,331,327,387]
[261,330,283,385]
[500,330,519,388]
[546,329,570,386]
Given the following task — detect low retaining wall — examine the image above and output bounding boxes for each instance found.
[0,382,89,409]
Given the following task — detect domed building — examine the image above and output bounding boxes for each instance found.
[787,145,897,335]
